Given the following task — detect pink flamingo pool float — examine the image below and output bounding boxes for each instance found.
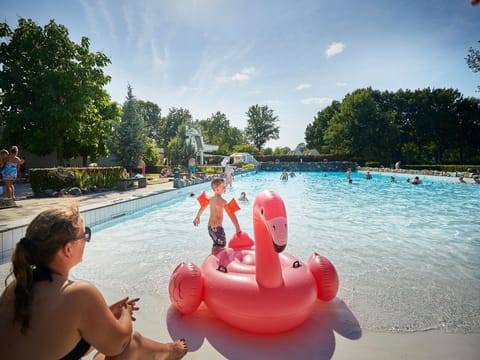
[169,189,339,334]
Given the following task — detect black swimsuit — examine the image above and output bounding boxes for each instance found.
[60,338,91,360]
[33,267,91,360]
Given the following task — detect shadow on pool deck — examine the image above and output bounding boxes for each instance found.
[167,299,361,360]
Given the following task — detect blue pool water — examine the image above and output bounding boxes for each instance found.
[74,171,480,334]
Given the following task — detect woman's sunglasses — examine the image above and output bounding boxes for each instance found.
[68,226,92,243]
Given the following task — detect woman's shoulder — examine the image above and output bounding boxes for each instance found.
[63,280,104,304]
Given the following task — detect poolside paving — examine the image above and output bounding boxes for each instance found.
[0,181,176,227]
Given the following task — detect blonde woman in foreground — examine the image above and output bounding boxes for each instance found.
[0,205,187,360]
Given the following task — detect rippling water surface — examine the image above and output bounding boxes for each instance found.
[74,171,480,333]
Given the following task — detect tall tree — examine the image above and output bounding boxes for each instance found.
[167,122,195,167]
[161,108,192,166]
[160,107,192,149]
[68,98,122,166]
[305,100,340,151]
[244,104,280,150]
[323,89,396,162]
[466,41,480,92]
[454,96,480,162]
[134,100,162,144]
[109,85,146,174]
[196,111,245,155]
[0,18,112,165]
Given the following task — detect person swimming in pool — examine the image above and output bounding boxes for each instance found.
[411,176,422,185]
[238,191,249,202]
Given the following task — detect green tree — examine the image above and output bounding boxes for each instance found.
[69,98,122,166]
[196,111,245,154]
[143,137,161,167]
[323,89,396,163]
[466,41,480,92]
[261,147,273,155]
[160,109,194,166]
[0,18,112,165]
[134,100,162,144]
[272,147,291,155]
[160,107,192,149]
[244,105,280,150]
[167,122,195,167]
[305,101,341,152]
[109,85,146,174]
[454,96,480,162]
[305,86,479,164]
[233,144,258,154]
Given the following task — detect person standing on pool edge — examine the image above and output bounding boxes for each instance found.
[188,157,196,177]
[1,145,24,200]
[0,205,187,360]
[193,177,242,254]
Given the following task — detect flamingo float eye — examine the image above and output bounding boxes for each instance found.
[260,208,264,216]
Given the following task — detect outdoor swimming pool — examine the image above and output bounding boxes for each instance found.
[73,170,479,334]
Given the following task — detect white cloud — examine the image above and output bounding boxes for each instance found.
[336,82,347,87]
[231,67,256,82]
[295,83,312,91]
[217,66,256,83]
[231,73,250,81]
[301,97,333,107]
[325,42,346,58]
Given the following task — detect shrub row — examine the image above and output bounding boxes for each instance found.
[402,164,480,173]
[29,167,125,194]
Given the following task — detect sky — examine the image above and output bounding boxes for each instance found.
[1,0,479,150]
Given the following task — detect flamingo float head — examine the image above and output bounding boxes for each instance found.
[253,189,288,252]
[252,190,290,288]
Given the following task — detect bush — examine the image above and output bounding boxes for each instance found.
[29,167,124,194]
[364,161,380,168]
[401,164,480,173]
[197,165,223,174]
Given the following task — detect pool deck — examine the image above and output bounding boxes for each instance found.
[0,180,176,227]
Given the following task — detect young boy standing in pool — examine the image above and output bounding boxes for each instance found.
[193,177,242,253]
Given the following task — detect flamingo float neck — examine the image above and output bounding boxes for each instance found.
[253,190,288,288]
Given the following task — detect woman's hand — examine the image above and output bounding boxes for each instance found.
[110,297,140,321]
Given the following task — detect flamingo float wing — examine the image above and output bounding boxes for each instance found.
[307,253,339,301]
[168,262,203,314]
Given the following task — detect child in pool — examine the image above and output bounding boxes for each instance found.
[193,178,242,253]
[411,176,422,185]
[238,192,249,202]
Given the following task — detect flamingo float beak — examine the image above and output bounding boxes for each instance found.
[264,216,288,253]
